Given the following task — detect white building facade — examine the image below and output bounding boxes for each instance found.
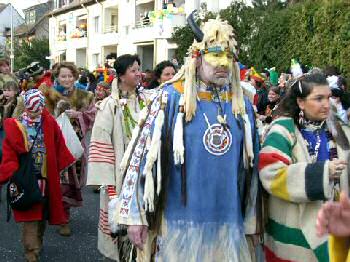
[49,0,235,71]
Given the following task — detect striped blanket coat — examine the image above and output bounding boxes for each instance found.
[259,117,350,262]
[87,94,143,261]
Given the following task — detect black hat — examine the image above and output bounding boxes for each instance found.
[26,62,44,77]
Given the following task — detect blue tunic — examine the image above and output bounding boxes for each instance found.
[118,83,260,261]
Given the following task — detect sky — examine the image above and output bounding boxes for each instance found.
[0,0,49,17]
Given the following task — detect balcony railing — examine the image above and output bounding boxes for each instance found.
[104,25,118,33]
[135,7,185,29]
[135,18,152,28]
[57,33,67,41]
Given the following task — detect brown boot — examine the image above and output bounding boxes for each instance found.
[58,224,71,237]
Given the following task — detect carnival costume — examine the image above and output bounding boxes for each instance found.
[0,89,75,261]
[259,113,350,261]
[113,13,261,261]
[39,83,95,222]
[87,79,149,261]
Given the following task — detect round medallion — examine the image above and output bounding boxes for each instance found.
[203,123,232,156]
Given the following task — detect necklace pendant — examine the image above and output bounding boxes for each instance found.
[217,114,227,125]
[203,123,232,156]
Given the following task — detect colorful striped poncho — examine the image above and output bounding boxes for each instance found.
[259,116,350,262]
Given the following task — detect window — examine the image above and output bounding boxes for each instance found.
[26,10,36,24]
[92,53,100,68]
[94,16,100,33]
[111,14,117,26]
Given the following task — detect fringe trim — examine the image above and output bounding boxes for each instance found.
[157,221,252,262]
[231,62,246,117]
[243,114,254,168]
[143,109,164,212]
[184,57,197,122]
[157,141,162,195]
[143,92,168,212]
[173,95,185,165]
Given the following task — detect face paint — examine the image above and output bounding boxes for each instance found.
[203,51,231,68]
[199,51,232,87]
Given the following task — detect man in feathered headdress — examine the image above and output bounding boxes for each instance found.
[113,11,261,261]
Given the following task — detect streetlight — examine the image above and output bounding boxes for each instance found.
[10,2,14,73]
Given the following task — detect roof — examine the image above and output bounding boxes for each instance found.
[5,14,48,38]
[23,1,52,12]
[0,3,8,14]
[18,15,48,37]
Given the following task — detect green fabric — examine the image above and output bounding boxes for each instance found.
[313,241,329,262]
[267,218,311,249]
[273,118,295,134]
[263,131,292,158]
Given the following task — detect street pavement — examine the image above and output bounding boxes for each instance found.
[0,186,114,262]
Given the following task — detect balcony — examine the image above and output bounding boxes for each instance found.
[69,37,88,49]
[98,24,119,47]
[104,25,118,34]
[131,8,185,42]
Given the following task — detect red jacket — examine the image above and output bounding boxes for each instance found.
[0,109,75,224]
[35,72,53,88]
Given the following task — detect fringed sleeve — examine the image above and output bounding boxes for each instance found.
[259,118,331,203]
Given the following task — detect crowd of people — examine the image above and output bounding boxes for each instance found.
[0,12,350,262]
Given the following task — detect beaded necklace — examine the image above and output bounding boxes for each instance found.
[300,119,339,200]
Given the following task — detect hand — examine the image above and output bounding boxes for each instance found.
[316,192,350,237]
[328,159,347,181]
[127,225,148,250]
[65,109,80,118]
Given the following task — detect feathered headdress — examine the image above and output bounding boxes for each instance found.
[167,11,245,122]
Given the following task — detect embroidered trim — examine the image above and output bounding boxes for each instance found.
[119,94,162,218]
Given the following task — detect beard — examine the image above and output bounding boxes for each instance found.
[209,77,229,87]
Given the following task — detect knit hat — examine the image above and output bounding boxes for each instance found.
[23,89,45,113]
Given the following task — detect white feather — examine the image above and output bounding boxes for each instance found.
[243,114,254,168]
[173,112,185,165]
[156,141,162,195]
[143,109,165,212]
